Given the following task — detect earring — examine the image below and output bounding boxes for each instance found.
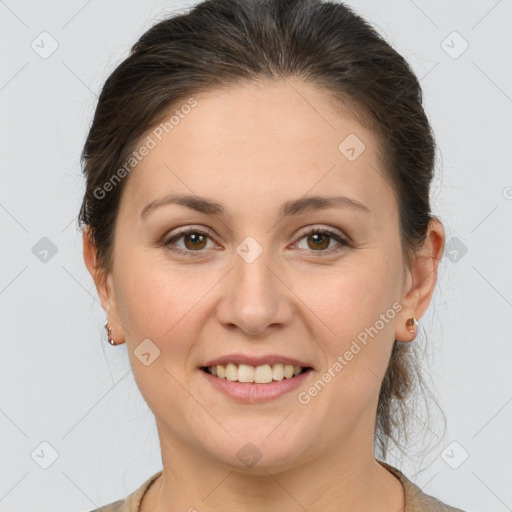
[406,316,419,336]
[104,320,117,346]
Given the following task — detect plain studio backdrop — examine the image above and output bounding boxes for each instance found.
[1,1,511,511]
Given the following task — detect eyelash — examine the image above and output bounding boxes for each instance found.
[163,226,351,257]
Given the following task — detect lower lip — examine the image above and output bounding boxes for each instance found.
[200,368,313,403]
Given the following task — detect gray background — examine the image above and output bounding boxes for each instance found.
[1,1,511,511]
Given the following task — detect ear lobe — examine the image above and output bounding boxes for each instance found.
[395,219,445,342]
[82,228,125,343]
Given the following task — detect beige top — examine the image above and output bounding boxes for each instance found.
[90,460,466,511]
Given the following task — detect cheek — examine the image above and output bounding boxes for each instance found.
[310,257,398,337]
[114,251,220,368]
[113,256,201,414]
[114,247,190,334]
[304,253,401,392]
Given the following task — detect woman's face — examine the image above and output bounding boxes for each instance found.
[85,79,437,472]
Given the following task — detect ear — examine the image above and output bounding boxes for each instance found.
[82,227,124,343]
[395,218,445,342]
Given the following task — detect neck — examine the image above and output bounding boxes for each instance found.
[140,427,404,512]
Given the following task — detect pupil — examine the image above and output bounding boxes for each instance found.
[185,233,206,250]
[309,233,329,250]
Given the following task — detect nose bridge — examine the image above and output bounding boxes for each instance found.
[218,234,291,334]
[235,234,277,308]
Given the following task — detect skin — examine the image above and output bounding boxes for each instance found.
[83,78,445,512]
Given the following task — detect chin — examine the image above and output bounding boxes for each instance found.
[201,426,312,474]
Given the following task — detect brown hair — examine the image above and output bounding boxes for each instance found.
[78,0,443,459]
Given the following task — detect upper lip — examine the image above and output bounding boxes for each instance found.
[202,353,313,369]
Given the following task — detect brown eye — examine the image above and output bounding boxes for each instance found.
[182,232,207,250]
[306,232,331,250]
[295,228,350,253]
[163,226,349,257]
[164,228,214,255]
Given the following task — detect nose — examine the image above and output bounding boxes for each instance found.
[215,245,293,337]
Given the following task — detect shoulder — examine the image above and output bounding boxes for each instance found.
[88,500,124,512]
[377,460,468,512]
[88,470,163,512]
[90,500,125,512]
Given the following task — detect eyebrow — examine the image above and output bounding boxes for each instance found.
[140,193,371,219]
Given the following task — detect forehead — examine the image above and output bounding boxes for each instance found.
[120,79,395,220]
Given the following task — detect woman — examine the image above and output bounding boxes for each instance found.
[80,0,465,510]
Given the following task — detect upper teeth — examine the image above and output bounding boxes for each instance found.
[208,363,303,383]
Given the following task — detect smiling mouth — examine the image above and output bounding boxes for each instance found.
[201,363,313,384]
